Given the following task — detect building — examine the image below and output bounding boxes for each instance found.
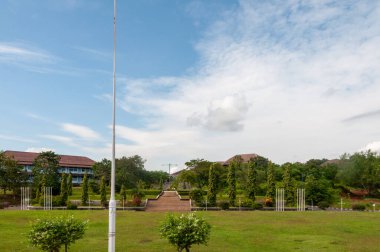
[223,153,259,166]
[4,150,95,185]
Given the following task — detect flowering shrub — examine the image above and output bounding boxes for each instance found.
[265,198,273,207]
[28,215,88,252]
[160,213,211,252]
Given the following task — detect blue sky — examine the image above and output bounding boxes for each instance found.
[1,0,380,172]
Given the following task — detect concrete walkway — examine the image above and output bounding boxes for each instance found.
[145,191,191,212]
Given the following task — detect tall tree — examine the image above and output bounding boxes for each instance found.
[119,184,126,202]
[0,151,28,194]
[266,161,276,200]
[184,159,213,189]
[60,173,68,206]
[336,151,380,196]
[34,182,41,203]
[92,159,111,185]
[228,156,241,206]
[100,176,107,207]
[282,163,294,206]
[305,175,335,204]
[207,163,218,206]
[32,151,61,195]
[39,175,46,206]
[115,155,146,190]
[67,173,73,196]
[81,173,89,206]
[246,159,257,202]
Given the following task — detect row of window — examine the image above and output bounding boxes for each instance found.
[23,165,93,175]
[58,167,93,174]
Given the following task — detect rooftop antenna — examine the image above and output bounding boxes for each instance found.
[108,0,117,251]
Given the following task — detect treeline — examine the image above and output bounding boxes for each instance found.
[92,155,168,192]
[0,151,168,198]
[174,151,380,207]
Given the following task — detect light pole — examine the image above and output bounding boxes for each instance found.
[108,0,117,251]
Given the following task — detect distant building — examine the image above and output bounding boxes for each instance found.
[4,150,95,185]
[223,153,259,166]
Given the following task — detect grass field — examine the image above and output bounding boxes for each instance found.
[1,210,380,252]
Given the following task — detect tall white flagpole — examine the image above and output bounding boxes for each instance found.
[108,0,117,251]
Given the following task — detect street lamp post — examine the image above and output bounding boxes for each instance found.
[108,0,117,251]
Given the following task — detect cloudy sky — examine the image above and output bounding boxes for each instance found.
[1,0,379,172]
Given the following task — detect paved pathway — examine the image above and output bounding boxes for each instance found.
[145,191,191,212]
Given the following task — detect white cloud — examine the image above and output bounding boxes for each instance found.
[0,42,55,64]
[95,1,380,169]
[62,123,101,140]
[25,147,54,153]
[0,134,36,143]
[42,135,78,147]
[361,141,380,153]
[72,46,111,59]
[186,94,250,131]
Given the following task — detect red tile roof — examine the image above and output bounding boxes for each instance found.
[4,150,95,168]
[224,153,258,165]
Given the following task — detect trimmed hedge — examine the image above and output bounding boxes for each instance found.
[218,201,230,210]
[318,201,330,210]
[352,204,366,211]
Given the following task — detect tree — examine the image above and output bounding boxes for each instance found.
[28,215,88,252]
[282,163,294,205]
[33,151,61,195]
[119,184,126,201]
[100,176,107,207]
[115,155,146,190]
[228,156,240,206]
[305,175,336,204]
[92,159,111,185]
[336,151,380,196]
[160,213,211,252]
[266,161,276,201]
[246,159,258,202]
[67,173,73,196]
[81,174,89,206]
[0,151,28,194]
[34,182,41,203]
[39,175,46,206]
[183,159,213,189]
[207,163,218,206]
[60,173,68,206]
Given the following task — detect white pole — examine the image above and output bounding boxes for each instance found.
[108,0,117,251]
[341,198,343,212]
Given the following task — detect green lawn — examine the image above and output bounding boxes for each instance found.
[1,210,380,251]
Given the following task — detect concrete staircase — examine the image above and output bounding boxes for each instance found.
[145,191,191,212]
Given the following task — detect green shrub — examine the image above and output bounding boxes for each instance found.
[160,213,211,252]
[143,189,161,196]
[239,200,253,208]
[352,204,366,211]
[318,201,330,210]
[177,190,190,196]
[66,201,78,210]
[52,196,62,207]
[252,202,264,210]
[218,201,230,210]
[88,179,100,194]
[189,189,205,206]
[130,188,145,199]
[28,215,88,252]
